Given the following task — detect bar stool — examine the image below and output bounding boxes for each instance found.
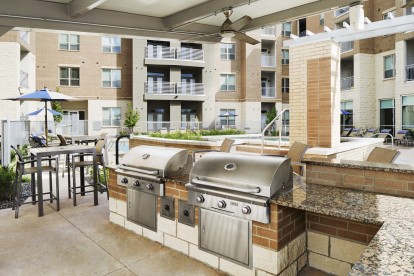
[11,145,60,218]
[70,139,108,206]
[57,134,73,198]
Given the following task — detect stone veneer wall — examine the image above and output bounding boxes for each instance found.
[108,169,307,275]
[306,164,414,198]
[306,212,380,275]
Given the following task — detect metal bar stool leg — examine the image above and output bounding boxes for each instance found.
[67,154,71,199]
[72,161,77,206]
[15,171,23,219]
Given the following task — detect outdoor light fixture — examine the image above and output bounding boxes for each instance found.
[221,30,235,38]
[349,2,365,31]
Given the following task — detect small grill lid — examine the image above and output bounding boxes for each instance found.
[119,146,189,177]
[190,152,291,198]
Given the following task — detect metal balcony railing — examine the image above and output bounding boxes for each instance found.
[261,55,276,67]
[145,46,175,59]
[341,76,354,90]
[177,48,204,61]
[406,64,414,81]
[261,26,276,36]
[335,7,350,17]
[340,41,354,53]
[177,83,204,95]
[261,87,276,98]
[20,71,28,88]
[145,82,175,94]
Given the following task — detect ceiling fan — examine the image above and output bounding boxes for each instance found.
[219,8,259,45]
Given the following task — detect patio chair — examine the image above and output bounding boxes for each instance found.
[280,141,309,177]
[400,130,414,146]
[30,135,46,147]
[349,128,361,137]
[11,145,60,218]
[57,134,74,197]
[340,127,353,137]
[70,139,108,206]
[376,129,393,144]
[362,128,378,138]
[366,147,400,164]
[192,138,235,163]
[394,130,411,146]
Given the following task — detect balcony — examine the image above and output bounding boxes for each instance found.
[20,71,28,88]
[261,87,276,98]
[261,26,276,36]
[261,55,276,67]
[177,83,204,95]
[406,64,414,81]
[144,82,205,101]
[341,76,354,90]
[145,46,205,67]
[341,41,354,53]
[335,7,349,18]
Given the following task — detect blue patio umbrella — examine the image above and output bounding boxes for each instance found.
[5,88,78,146]
[27,107,63,116]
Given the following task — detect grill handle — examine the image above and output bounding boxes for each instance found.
[118,165,159,176]
[192,178,261,194]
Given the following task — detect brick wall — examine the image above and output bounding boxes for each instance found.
[306,164,414,198]
[108,169,127,201]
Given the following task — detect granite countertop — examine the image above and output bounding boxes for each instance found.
[304,158,414,174]
[272,176,414,275]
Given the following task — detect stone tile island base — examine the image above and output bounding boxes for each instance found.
[108,169,307,276]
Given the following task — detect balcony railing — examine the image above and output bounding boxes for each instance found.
[177,48,204,61]
[261,87,276,98]
[145,46,175,59]
[341,76,354,90]
[145,82,175,94]
[261,55,276,67]
[261,26,276,36]
[406,64,414,81]
[340,41,354,53]
[20,70,28,88]
[146,46,204,61]
[177,83,204,95]
[335,7,350,17]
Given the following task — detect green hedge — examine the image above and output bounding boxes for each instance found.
[199,129,245,136]
[150,131,202,140]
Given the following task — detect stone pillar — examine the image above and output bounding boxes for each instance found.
[289,40,341,148]
[170,101,181,130]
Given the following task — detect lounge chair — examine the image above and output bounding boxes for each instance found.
[366,147,400,164]
[340,127,353,137]
[192,138,235,163]
[376,129,393,143]
[30,135,46,147]
[400,130,414,146]
[394,130,411,146]
[349,128,361,137]
[363,128,378,138]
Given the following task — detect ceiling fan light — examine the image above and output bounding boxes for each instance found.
[221,31,235,38]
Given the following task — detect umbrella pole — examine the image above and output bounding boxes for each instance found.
[45,101,48,146]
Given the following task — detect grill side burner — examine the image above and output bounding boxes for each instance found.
[116,146,189,232]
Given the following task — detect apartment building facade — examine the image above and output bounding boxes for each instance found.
[301,0,414,134]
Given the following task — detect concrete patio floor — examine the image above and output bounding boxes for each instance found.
[0,189,224,275]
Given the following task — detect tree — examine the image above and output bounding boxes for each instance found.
[266,107,277,125]
[52,87,63,125]
[124,102,140,134]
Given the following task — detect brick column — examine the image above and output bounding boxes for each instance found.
[289,40,341,148]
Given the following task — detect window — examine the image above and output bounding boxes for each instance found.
[220,74,236,91]
[102,107,121,127]
[59,34,79,51]
[282,22,291,37]
[383,10,395,20]
[220,109,236,127]
[405,1,414,15]
[384,55,395,79]
[102,36,121,53]
[402,95,414,129]
[220,43,235,60]
[102,69,121,88]
[340,101,353,128]
[282,49,289,65]
[282,78,290,93]
[380,99,395,132]
[319,13,325,26]
[59,67,79,86]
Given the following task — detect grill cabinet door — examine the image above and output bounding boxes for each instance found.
[127,188,157,232]
[200,208,251,266]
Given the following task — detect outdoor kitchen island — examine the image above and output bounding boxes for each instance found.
[108,157,414,276]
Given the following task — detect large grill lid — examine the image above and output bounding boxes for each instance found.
[189,152,292,198]
[118,146,189,178]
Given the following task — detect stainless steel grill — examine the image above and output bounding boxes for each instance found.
[186,152,292,267]
[116,145,189,231]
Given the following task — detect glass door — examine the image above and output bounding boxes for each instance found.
[380,99,395,135]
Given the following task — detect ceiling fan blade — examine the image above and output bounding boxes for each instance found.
[234,32,259,45]
[402,0,414,8]
[226,15,252,31]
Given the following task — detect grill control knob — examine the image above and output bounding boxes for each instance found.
[217,200,226,209]
[133,180,140,187]
[146,183,154,190]
[242,205,251,215]
[121,177,128,184]
[196,195,205,203]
